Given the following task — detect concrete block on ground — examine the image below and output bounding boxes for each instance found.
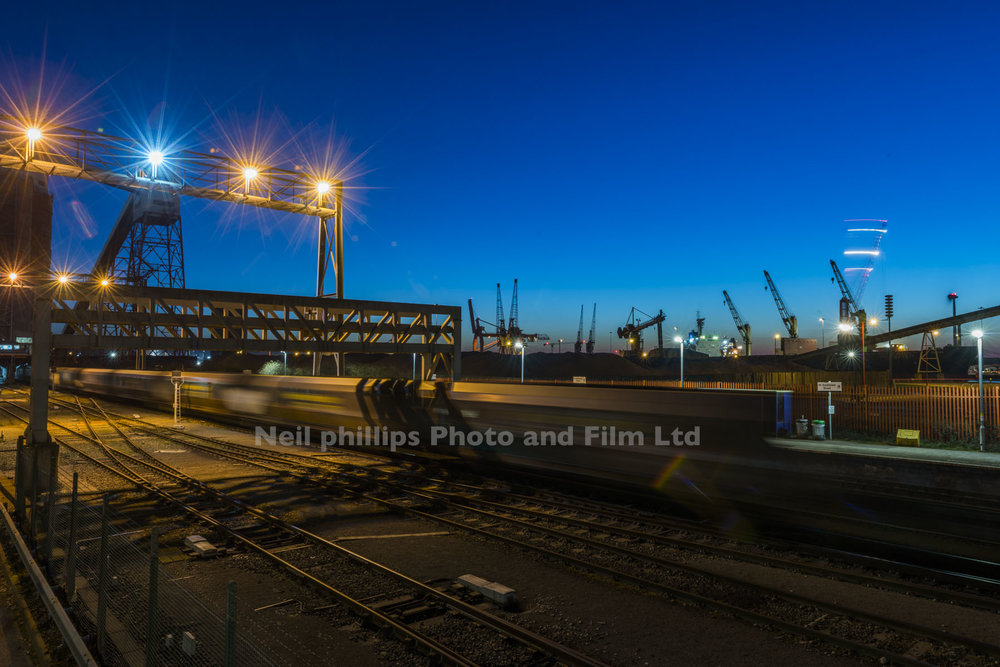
[457,574,517,609]
[183,535,218,557]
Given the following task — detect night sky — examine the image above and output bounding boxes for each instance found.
[3,1,998,353]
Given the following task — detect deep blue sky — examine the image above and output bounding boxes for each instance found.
[4,1,998,352]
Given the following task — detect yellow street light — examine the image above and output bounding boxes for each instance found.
[8,273,17,283]
[57,275,69,284]
[316,180,331,195]
[243,167,258,181]
[100,278,110,287]
[25,127,41,142]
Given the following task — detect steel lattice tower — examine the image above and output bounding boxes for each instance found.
[96,189,184,288]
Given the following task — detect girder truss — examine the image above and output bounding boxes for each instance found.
[46,284,461,378]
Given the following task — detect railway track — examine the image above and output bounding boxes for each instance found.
[36,393,1000,666]
[0,396,606,667]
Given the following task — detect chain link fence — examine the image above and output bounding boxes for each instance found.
[27,474,301,666]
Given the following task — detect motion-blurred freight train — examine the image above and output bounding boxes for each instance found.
[54,368,793,497]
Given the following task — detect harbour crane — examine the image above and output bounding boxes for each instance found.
[722,290,751,356]
[467,280,543,354]
[616,307,665,358]
[763,270,797,338]
[574,305,584,353]
[586,303,597,353]
[830,259,865,327]
[467,299,486,351]
[830,259,867,348]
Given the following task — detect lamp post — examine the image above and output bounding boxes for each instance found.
[674,336,684,388]
[819,317,825,348]
[6,273,18,384]
[774,333,781,355]
[558,338,563,353]
[282,351,287,375]
[515,340,525,383]
[973,329,985,451]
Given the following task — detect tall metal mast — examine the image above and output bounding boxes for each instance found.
[586,303,597,353]
[763,270,797,338]
[574,305,584,353]
[508,278,519,333]
[722,290,751,355]
[495,283,507,341]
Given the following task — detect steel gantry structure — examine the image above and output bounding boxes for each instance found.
[0,116,346,301]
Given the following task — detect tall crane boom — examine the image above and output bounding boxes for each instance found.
[467,299,485,351]
[574,305,584,353]
[508,278,519,332]
[495,283,507,339]
[586,303,597,354]
[722,290,751,356]
[830,260,861,315]
[763,270,797,338]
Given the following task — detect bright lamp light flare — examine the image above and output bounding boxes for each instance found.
[148,150,165,179]
[243,167,258,180]
[316,180,331,194]
[25,127,42,141]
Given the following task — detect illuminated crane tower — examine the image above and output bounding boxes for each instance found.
[586,303,596,354]
[830,259,864,340]
[722,290,751,356]
[574,305,584,353]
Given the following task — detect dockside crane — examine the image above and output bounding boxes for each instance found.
[468,299,486,351]
[722,291,751,356]
[830,259,865,326]
[763,270,798,338]
[574,305,584,353]
[586,304,597,353]
[495,283,507,342]
[467,280,544,354]
[616,308,665,358]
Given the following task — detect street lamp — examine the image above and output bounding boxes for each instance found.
[515,340,525,383]
[819,317,825,348]
[558,338,563,353]
[282,350,287,375]
[25,127,41,160]
[973,329,985,451]
[774,333,781,355]
[673,336,684,388]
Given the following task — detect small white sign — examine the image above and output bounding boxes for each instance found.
[15,337,31,344]
[817,381,843,392]
[828,405,836,415]
[572,376,587,384]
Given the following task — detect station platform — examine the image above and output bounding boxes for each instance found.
[764,437,1000,497]
[768,438,1000,470]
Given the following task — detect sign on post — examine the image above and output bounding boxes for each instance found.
[818,381,842,440]
[572,376,587,384]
